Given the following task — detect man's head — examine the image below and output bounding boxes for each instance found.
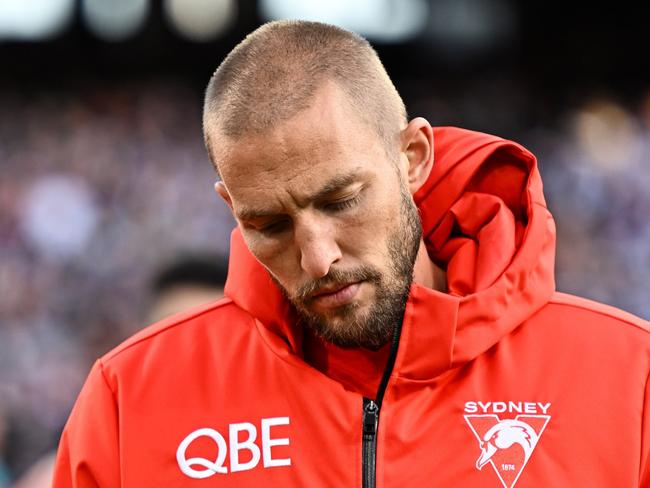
[203,20,407,168]
[148,254,228,323]
[203,21,435,349]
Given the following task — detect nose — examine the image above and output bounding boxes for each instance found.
[295,219,342,279]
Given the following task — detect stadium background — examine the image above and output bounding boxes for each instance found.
[1,0,649,484]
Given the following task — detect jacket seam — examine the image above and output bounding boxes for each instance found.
[97,358,122,484]
[98,358,118,398]
[102,298,234,362]
[640,369,650,484]
[547,299,650,334]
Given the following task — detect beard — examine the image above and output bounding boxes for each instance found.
[276,183,422,350]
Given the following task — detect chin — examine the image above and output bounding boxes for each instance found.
[314,302,363,321]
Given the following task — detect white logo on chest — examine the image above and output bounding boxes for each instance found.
[464,401,551,488]
[177,417,291,479]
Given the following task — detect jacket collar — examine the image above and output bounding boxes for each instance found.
[224,127,556,382]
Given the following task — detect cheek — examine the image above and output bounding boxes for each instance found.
[340,195,401,257]
[240,229,299,283]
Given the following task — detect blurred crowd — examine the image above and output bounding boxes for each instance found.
[531,94,650,317]
[0,78,234,483]
[1,76,649,485]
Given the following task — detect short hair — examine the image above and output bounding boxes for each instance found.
[203,20,407,172]
[151,253,228,295]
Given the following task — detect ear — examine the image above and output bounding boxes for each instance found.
[400,117,434,195]
[214,181,233,211]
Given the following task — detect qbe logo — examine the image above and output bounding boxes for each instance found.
[464,401,551,488]
[177,417,291,479]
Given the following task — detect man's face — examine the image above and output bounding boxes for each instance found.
[214,83,421,349]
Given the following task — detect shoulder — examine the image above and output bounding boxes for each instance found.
[545,292,650,334]
[521,293,650,386]
[99,297,256,374]
[531,292,650,355]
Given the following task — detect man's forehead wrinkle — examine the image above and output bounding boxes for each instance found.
[282,161,317,186]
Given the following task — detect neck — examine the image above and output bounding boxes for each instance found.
[412,240,446,292]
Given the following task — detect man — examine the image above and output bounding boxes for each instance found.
[146,253,228,323]
[9,254,228,488]
[53,21,650,487]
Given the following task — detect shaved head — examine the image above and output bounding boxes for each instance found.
[203,21,438,350]
[203,20,407,173]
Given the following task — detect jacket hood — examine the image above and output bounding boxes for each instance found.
[224,127,556,381]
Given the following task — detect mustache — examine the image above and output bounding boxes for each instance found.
[296,266,381,303]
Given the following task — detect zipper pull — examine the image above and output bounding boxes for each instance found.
[363,399,379,436]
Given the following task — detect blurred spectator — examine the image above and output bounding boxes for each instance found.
[5,252,228,488]
[9,452,55,488]
[147,252,228,323]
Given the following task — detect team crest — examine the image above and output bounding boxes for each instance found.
[464,401,551,488]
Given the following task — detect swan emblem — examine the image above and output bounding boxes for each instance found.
[476,419,538,470]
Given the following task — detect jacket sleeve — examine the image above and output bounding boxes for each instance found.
[641,370,650,487]
[53,360,121,488]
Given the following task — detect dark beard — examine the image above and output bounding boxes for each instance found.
[277,183,422,349]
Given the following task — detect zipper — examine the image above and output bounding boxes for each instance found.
[362,398,379,488]
[361,318,404,488]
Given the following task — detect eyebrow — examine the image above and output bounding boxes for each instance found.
[235,169,364,221]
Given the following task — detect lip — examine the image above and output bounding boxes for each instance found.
[311,282,361,308]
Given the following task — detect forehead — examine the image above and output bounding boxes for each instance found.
[215,83,389,203]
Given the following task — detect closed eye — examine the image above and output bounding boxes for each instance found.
[325,194,361,212]
[254,219,291,236]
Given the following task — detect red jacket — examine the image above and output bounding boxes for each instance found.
[54,128,650,487]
